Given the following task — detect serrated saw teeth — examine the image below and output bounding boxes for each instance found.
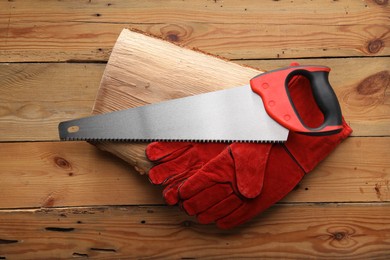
[59,137,281,143]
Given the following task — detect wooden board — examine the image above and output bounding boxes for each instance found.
[1,0,389,62]
[0,63,104,141]
[0,137,388,209]
[0,204,389,259]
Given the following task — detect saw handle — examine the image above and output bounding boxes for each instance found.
[250,65,343,135]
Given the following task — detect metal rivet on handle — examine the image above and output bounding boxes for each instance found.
[67,125,80,133]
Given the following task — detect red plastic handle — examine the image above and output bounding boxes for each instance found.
[250,65,343,135]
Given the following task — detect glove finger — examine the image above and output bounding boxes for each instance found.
[162,167,195,186]
[146,142,192,162]
[149,142,229,185]
[179,148,234,199]
[217,148,304,229]
[182,184,233,216]
[178,173,217,201]
[197,194,243,224]
[163,180,184,205]
[216,202,253,229]
[148,151,199,184]
[162,171,194,205]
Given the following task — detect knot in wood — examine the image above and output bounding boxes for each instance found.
[54,156,71,170]
[374,0,388,5]
[166,33,179,42]
[160,24,189,43]
[322,225,358,249]
[356,70,390,96]
[367,39,384,54]
[332,231,346,241]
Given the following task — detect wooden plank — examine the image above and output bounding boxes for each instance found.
[0,63,104,141]
[0,21,121,62]
[1,0,389,61]
[0,204,389,259]
[3,0,388,24]
[0,58,388,142]
[0,141,164,209]
[0,137,388,209]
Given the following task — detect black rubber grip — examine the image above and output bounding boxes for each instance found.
[286,69,343,135]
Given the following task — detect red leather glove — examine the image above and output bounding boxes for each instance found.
[146,142,227,205]
[174,142,272,215]
[173,73,352,228]
[146,68,352,229]
[178,121,351,229]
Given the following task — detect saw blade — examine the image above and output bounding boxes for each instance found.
[58,85,289,143]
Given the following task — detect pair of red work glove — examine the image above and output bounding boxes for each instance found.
[146,73,352,229]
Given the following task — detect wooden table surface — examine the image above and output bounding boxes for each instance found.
[0,1,389,259]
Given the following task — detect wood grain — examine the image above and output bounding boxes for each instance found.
[0,0,389,61]
[0,141,163,209]
[0,63,104,141]
[0,137,388,209]
[0,204,389,259]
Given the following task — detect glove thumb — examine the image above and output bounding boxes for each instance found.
[230,143,272,199]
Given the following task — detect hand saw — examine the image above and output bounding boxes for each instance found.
[58,65,343,143]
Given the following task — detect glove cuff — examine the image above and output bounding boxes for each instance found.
[284,118,352,173]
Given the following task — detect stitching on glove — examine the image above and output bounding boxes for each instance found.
[281,143,308,174]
